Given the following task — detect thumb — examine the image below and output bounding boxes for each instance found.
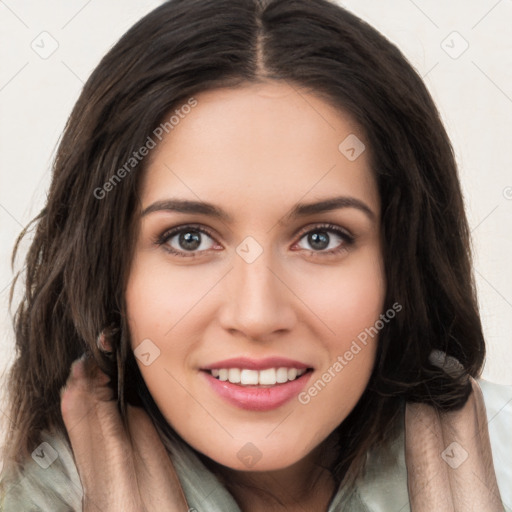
[60,353,113,417]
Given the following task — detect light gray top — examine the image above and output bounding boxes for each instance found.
[1,378,511,511]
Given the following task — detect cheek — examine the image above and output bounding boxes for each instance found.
[126,256,165,343]
[294,251,384,408]
[125,262,196,428]
[125,255,215,345]
[296,250,385,343]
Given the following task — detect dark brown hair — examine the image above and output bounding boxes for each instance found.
[1,0,484,493]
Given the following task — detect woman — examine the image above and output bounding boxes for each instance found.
[0,0,510,510]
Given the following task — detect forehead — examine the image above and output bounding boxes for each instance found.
[140,81,379,221]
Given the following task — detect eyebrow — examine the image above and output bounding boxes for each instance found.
[140,196,376,223]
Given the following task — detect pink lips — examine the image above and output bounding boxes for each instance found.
[200,357,313,411]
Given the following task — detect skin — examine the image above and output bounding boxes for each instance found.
[123,81,386,511]
[61,356,189,511]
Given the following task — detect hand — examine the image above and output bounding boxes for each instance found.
[60,354,189,511]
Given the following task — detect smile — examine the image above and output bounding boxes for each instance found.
[200,356,314,410]
[208,367,308,386]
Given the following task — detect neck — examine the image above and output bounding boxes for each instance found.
[207,435,340,512]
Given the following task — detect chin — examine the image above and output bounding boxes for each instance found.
[205,449,306,473]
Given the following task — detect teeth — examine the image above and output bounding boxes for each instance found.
[288,368,297,380]
[240,369,259,385]
[276,367,288,383]
[209,367,308,386]
[228,368,241,383]
[259,368,276,385]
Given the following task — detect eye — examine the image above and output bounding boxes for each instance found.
[155,223,355,258]
[294,223,355,256]
[155,224,220,257]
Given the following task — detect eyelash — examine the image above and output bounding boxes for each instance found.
[154,223,355,259]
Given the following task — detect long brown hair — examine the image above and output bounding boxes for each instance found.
[1,0,485,490]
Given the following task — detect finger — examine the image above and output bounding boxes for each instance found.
[405,380,503,512]
[405,401,454,512]
[126,405,189,510]
[60,354,112,411]
[97,330,113,353]
[438,378,503,511]
[60,355,143,511]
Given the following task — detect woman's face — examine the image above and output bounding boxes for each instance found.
[126,81,385,471]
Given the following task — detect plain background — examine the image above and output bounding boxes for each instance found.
[1,0,511,432]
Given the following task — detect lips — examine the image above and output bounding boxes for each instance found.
[200,357,314,411]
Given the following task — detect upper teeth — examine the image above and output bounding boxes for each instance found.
[210,367,307,386]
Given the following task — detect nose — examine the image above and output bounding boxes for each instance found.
[218,247,297,342]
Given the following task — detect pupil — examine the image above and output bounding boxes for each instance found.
[309,231,329,250]
[180,231,201,250]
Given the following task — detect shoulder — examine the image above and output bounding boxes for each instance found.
[476,377,512,508]
[0,430,82,512]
